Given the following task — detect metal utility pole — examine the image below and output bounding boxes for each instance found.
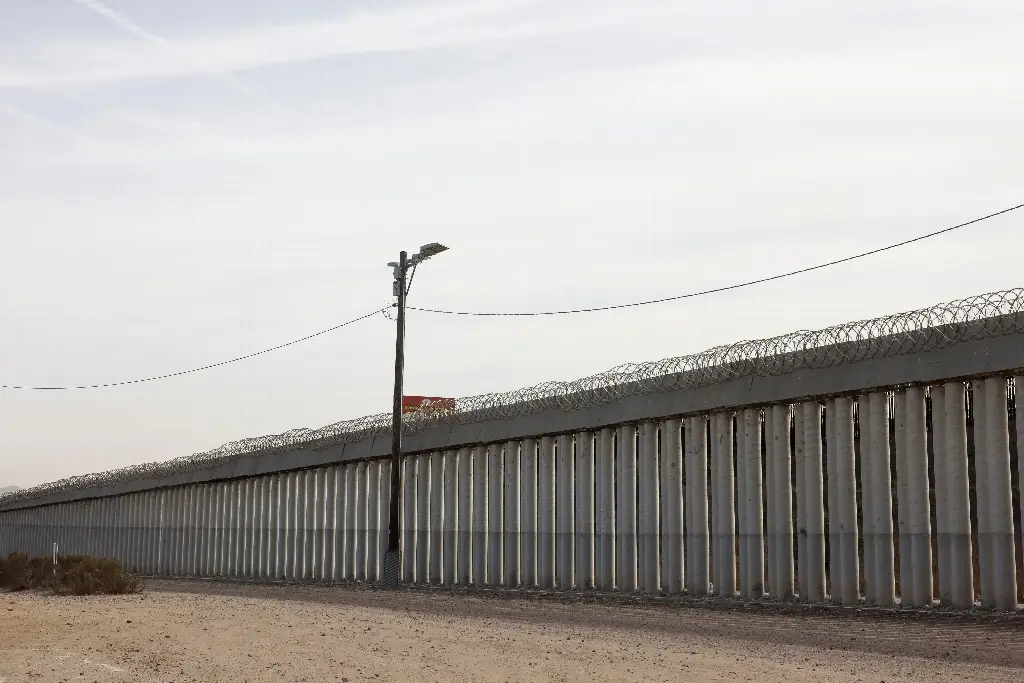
[382,243,448,586]
[387,250,408,558]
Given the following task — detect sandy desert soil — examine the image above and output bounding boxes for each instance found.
[1,580,1023,682]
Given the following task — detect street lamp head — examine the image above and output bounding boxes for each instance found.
[389,243,448,279]
[415,242,449,259]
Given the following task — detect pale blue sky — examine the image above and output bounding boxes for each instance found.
[1,0,1023,488]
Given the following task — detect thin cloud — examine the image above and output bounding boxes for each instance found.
[0,102,82,143]
[41,84,208,136]
[70,0,267,103]
[15,0,640,89]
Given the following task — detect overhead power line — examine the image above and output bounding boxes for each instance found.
[3,203,1020,390]
[408,202,1024,316]
[1,307,385,391]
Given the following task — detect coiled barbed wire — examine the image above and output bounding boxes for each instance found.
[3,287,1023,508]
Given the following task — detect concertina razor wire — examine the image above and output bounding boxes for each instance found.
[3,287,1024,507]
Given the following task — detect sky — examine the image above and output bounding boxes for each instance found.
[1,0,1023,489]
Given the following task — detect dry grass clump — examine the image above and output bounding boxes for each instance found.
[0,552,142,595]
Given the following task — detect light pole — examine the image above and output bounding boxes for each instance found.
[383,242,448,586]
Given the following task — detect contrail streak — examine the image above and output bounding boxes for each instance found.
[71,0,269,103]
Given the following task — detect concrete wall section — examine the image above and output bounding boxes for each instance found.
[594,429,614,592]
[973,378,1017,610]
[471,446,487,586]
[827,397,859,605]
[616,425,637,592]
[574,432,595,591]
[710,412,735,598]
[738,408,764,599]
[400,458,415,583]
[456,447,472,586]
[414,455,429,584]
[520,440,538,589]
[537,437,556,590]
[862,392,896,606]
[894,388,933,607]
[660,419,683,595]
[487,445,504,587]
[374,461,390,583]
[801,402,826,603]
[685,416,710,597]
[504,441,521,588]
[555,434,574,590]
[425,456,442,585]
[637,422,660,593]
[441,451,457,585]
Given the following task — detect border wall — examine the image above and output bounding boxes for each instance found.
[2,289,1023,610]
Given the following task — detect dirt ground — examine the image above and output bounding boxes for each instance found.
[1,580,1023,683]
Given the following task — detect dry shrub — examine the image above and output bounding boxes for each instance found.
[28,556,50,582]
[0,552,35,590]
[0,553,141,595]
[52,555,142,595]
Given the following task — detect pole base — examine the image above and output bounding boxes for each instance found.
[381,550,401,588]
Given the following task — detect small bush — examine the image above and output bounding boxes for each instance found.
[28,556,50,582]
[0,552,36,590]
[0,553,142,595]
[52,555,142,595]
